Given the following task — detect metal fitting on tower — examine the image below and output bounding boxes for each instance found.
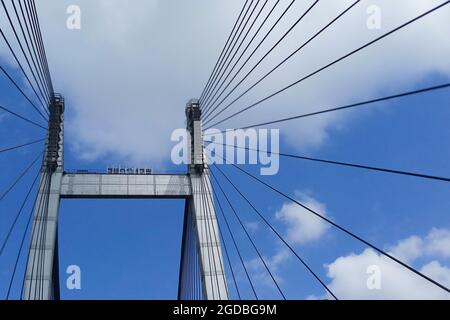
[185,99,204,173]
[46,94,64,173]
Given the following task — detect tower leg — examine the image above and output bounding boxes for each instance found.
[188,173,229,300]
[22,171,62,300]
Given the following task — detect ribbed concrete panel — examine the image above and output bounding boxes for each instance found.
[188,173,229,300]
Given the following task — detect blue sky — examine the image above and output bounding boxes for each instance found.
[1,0,450,300]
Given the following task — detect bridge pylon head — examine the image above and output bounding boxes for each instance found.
[185,99,204,174]
[46,94,65,173]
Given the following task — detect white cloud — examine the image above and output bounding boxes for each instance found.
[1,1,449,164]
[275,193,330,245]
[244,221,260,233]
[245,248,290,292]
[324,249,450,300]
[321,229,450,300]
[389,235,424,263]
[425,228,450,259]
[246,192,330,293]
[239,196,450,299]
[389,228,450,263]
[1,0,242,165]
[421,261,450,289]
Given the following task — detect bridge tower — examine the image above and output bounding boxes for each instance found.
[22,97,229,300]
[178,99,229,300]
[22,94,64,300]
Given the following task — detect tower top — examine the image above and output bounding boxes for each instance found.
[46,94,64,172]
[185,99,203,173]
[185,98,201,122]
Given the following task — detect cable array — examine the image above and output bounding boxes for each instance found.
[1,0,450,300]
[195,0,450,299]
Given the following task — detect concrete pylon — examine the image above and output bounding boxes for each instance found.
[22,95,64,300]
[179,99,229,300]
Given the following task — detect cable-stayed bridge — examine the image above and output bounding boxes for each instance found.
[0,0,450,300]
